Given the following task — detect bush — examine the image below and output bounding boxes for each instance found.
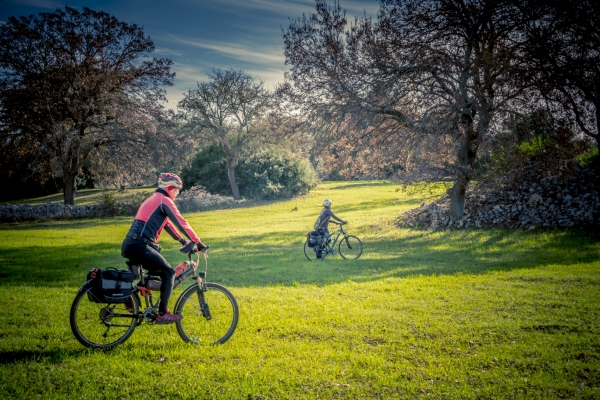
[180,144,231,195]
[181,145,319,200]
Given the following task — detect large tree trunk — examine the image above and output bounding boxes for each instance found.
[448,104,479,221]
[226,158,241,200]
[63,174,76,205]
[449,175,468,221]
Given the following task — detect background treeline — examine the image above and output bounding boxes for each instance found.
[279,0,600,221]
[1,1,598,212]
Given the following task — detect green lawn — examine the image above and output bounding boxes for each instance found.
[0,181,599,399]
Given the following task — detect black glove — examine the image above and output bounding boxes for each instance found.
[179,240,196,253]
[196,242,209,252]
[178,237,187,245]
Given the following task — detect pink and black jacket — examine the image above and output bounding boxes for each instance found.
[125,188,200,244]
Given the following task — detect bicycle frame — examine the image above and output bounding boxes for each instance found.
[319,223,347,259]
[135,250,212,323]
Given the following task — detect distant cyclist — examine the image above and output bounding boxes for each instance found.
[121,173,207,324]
[314,199,346,258]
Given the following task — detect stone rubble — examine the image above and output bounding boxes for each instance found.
[399,166,599,230]
[174,186,242,212]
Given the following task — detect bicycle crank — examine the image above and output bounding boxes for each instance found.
[143,307,158,325]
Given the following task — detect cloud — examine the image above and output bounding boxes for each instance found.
[339,0,379,16]
[173,63,212,85]
[166,34,285,65]
[186,0,314,18]
[185,0,377,20]
[164,62,214,108]
[154,46,183,58]
[245,66,286,90]
[164,61,286,109]
[3,0,64,10]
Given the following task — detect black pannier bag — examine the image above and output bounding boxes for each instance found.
[307,230,322,248]
[86,268,135,303]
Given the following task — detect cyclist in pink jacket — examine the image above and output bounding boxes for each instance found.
[121,173,207,324]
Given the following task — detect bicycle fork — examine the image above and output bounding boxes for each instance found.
[343,236,353,249]
[194,272,212,320]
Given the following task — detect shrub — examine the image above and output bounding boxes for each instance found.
[180,144,231,195]
[181,145,319,200]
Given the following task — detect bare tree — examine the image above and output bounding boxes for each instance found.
[281,0,537,220]
[0,7,174,204]
[522,0,600,148]
[87,106,194,190]
[178,68,272,199]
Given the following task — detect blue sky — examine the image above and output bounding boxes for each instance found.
[1,0,379,108]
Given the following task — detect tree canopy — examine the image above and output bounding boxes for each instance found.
[522,0,600,147]
[0,6,176,204]
[281,0,598,220]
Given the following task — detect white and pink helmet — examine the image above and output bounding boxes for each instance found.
[158,172,183,190]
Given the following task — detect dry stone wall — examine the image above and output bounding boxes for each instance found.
[0,186,241,223]
[400,166,599,230]
[0,203,113,222]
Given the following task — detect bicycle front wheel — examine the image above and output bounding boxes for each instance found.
[175,282,238,344]
[339,235,363,260]
[70,288,139,349]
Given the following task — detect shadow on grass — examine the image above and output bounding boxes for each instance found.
[205,228,600,287]
[0,242,128,287]
[0,228,598,288]
[0,349,90,365]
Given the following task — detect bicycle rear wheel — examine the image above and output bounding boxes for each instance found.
[175,282,238,344]
[70,288,139,349]
[338,235,363,260]
[303,240,320,261]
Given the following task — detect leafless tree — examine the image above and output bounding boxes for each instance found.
[522,0,600,148]
[178,68,272,199]
[281,0,540,220]
[87,105,194,190]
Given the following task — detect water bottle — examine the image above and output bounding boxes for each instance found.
[174,267,195,287]
[174,261,189,278]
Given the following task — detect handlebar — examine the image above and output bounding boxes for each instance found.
[190,244,209,255]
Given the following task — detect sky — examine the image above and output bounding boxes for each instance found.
[0,0,379,108]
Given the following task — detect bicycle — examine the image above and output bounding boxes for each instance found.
[304,222,363,261]
[69,246,239,349]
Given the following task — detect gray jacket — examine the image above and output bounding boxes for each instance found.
[314,208,343,231]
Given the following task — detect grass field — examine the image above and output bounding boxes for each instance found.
[0,181,599,399]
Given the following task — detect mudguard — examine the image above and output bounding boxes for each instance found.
[77,279,94,293]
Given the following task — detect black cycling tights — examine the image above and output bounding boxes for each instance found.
[121,238,175,313]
